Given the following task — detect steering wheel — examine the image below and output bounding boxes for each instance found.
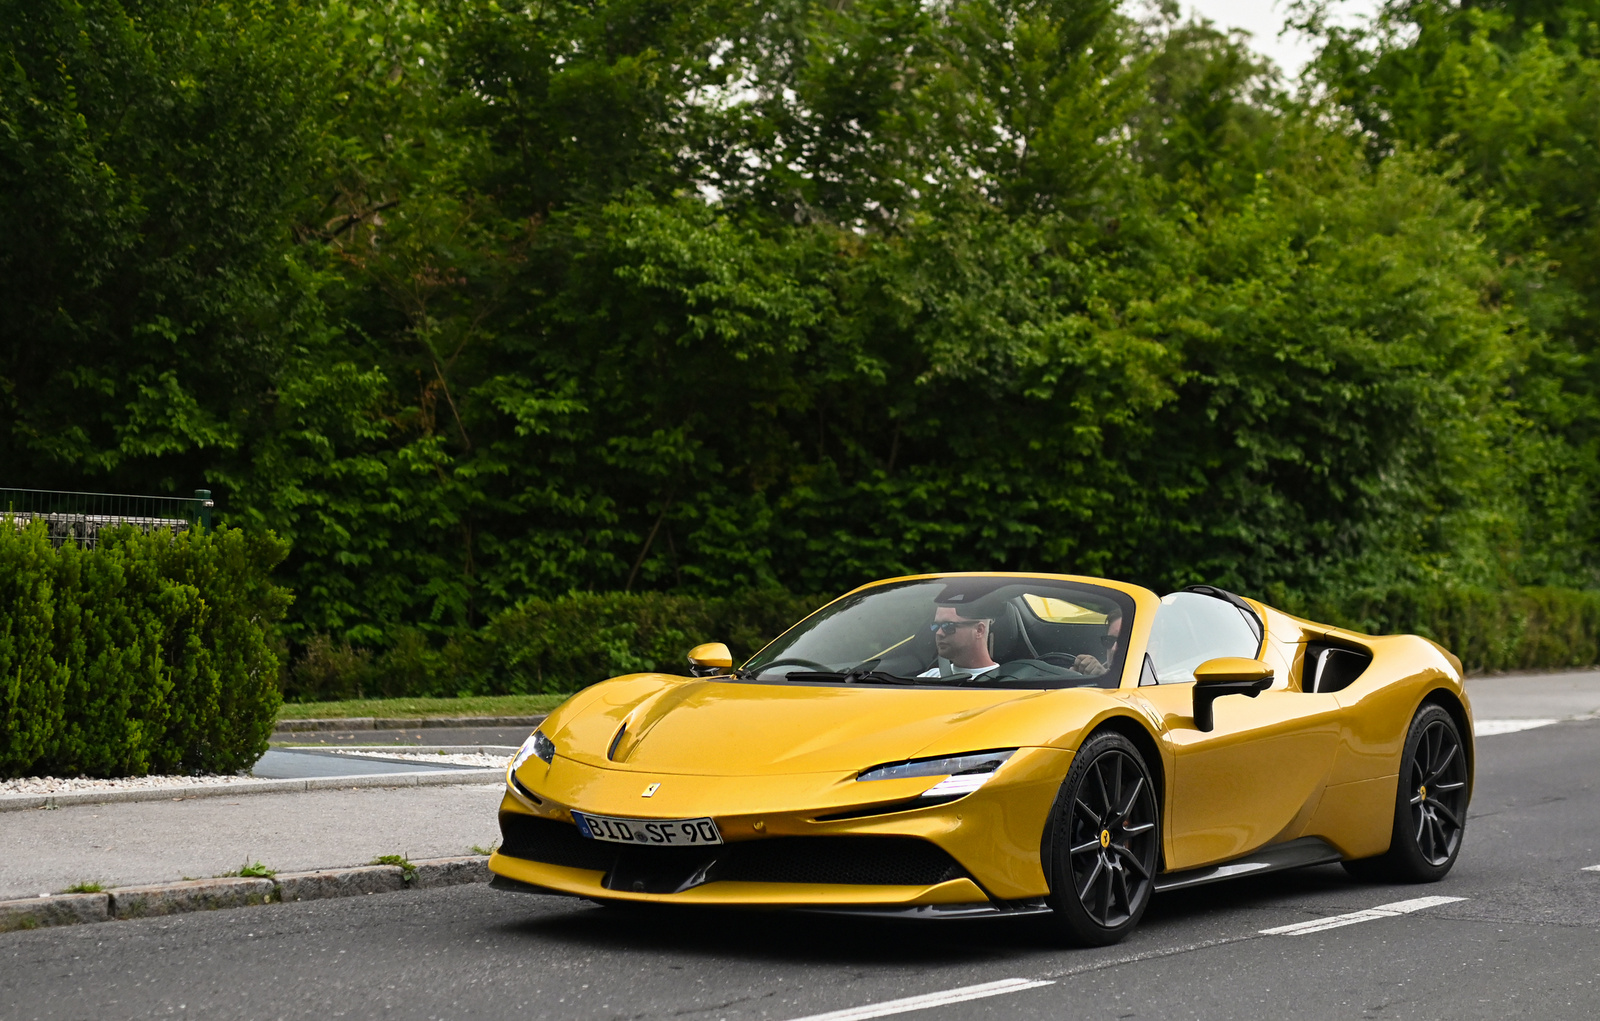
[755,657,834,675]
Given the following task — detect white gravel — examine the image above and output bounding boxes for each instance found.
[330,749,510,768]
[0,773,255,796]
[1,749,511,795]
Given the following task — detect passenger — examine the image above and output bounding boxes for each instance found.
[918,606,999,679]
[1072,607,1123,677]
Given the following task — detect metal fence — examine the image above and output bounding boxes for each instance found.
[0,488,213,548]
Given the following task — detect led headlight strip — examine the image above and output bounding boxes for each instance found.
[856,749,1015,799]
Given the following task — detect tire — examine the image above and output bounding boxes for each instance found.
[1342,703,1470,883]
[1042,731,1161,946]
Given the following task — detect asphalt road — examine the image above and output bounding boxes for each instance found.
[251,748,492,779]
[4,713,1597,1021]
[272,726,538,747]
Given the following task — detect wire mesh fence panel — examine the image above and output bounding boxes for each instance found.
[0,488,213,548]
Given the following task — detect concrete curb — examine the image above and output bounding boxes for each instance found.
[274,715,545,734]
[0,767,504,813]
[411,855,493,889]
[110,878,275,918]
[0,856,492,933]
[0,892,109,931]
[275,865,406,902]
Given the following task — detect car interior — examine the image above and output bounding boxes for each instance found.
[869,590,1124,687]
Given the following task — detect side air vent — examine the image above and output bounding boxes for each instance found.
[1303,641,1372,694]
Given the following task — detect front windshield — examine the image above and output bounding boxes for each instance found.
[742,576,1136,689]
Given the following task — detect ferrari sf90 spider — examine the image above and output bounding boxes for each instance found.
[490,574,1472,944]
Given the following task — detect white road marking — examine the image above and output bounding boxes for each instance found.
[785,978,1054,1021]
[1583,865,1600,873]
[1475,718,1559,736]
[1260,895,1466,936]
[791,894,1469,1020]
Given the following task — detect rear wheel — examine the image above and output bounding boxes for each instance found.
[1343,703,1469,883]
[1043,731,1160,946]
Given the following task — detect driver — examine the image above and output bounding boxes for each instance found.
[918,605,999,679]
[1071,607,1123,677]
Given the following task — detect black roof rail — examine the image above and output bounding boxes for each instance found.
[1182,584,1264,644]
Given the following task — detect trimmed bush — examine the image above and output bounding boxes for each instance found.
[280,590,824,701]
[1286,585,1600,675]
[286,634,376,702]
[0,523,67,773]
[278,582,1600,704]
[482,590,824,695]
[0,521,290,779]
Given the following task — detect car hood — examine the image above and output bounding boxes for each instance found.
[544,675,1108,776]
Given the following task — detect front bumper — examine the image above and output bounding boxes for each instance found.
[488,746,1072,906]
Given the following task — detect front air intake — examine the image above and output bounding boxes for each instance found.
[711,836,966,886]
[497,812,968,892]
[498,812,618,872]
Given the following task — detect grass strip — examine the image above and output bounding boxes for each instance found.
[276,693,570,721]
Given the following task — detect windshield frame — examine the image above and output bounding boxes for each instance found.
[739,573,1141,691]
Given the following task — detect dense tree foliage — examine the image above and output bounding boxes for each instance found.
[3,0,1594,664]
[1306,0,1600,584]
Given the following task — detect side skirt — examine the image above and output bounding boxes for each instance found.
[1153,837,1342,894]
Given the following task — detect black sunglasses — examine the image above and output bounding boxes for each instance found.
[1099,634,1120,648]
[929,620,984,635]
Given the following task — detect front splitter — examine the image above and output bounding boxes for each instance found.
[488,851,991,909]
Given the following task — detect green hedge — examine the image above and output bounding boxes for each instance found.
[281,590,824,701]
[280,582,1600,704]
[0,521,291,779]
[1284,585,1600,675]
[482,590,823,695]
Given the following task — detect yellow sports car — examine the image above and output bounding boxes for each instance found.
[489,573,1473,944]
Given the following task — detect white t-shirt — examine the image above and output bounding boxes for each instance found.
[918,663,998,679]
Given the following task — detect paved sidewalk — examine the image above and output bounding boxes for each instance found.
[0,782,504,900]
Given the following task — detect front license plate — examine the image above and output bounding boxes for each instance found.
[571,811,723,846]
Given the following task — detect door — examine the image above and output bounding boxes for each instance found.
[1131,593,1342,870]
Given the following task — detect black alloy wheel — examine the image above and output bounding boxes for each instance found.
[1344,703,1470,883]
[1044,731,1160,946]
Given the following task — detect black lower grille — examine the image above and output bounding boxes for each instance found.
[498,812,967,891]
[499,812,618,872]
[713,837,966,886]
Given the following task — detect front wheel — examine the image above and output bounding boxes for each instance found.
[1343,702,1470,883]
[1042,731,1161,946]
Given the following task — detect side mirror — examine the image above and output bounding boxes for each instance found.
[686,642,733,677]
[1191,657,1274,732]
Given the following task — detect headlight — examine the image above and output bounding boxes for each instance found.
[856,749,1015,798]
[511,730,556,772]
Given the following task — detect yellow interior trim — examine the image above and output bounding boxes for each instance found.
[1023,594,1107,625]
